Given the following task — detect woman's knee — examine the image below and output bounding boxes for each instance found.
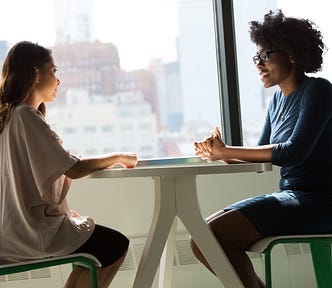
[189,236,201,258]
[189,236,195,248]
[120,235,130,254]
[112,239,129,265]
[207,210,263,250]
[104,234,129,265]
[114,233,130,259]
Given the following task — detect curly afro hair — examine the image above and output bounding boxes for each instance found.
[249,9,326,73]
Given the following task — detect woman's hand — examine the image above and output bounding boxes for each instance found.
[114,153,138,169]
[70,209,80,218]
[194,127,226,161]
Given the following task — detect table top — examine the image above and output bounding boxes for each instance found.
[86,157,272,179]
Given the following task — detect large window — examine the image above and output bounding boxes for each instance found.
[2,1,331,158]
[0,0,221,159]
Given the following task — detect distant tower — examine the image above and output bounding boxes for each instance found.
[54,0,94,44]
[177,0,219,125]
[0,40,10,68]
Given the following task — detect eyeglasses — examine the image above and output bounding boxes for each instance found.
[252,50,281,65]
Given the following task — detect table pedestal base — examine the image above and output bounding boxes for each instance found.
[133,175,244,288]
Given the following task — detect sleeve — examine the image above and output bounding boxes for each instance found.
[45,175,72,204]
[272,78,332,166]
[257,110,271,146]
[16,107,79,201]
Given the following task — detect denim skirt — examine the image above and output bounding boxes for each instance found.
[224,190,332,237]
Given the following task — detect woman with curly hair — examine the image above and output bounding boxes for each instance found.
[191,10,332,287]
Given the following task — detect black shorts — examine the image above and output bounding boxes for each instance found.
[224,190,332,237]
[71,224,129,267]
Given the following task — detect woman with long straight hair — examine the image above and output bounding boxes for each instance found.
[0,41,138,288]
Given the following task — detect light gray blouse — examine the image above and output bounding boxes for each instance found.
[0,104,95,264]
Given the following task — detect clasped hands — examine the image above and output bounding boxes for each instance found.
[194,127,226,162]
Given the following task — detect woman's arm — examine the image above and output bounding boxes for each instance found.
[194,127,275,163]
[272,78,332,166]
[216,144,275,162]
[65,152,138,179]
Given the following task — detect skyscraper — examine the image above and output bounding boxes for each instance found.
[54,0,94,44]
[177,0,220,126]
[0,41,10,68]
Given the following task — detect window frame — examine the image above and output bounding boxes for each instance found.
[213,0,243,146]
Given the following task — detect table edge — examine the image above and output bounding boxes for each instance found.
[85,162,273,179]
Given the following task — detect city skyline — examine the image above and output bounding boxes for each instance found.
[0,0,178,71]
[1,0,332,151]
[1,0,331,72]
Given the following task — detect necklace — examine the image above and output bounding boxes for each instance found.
[279,78,311,121]
[280,113,285,121]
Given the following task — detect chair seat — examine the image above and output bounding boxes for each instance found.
[248,234,332,288]
[248,234,332,253]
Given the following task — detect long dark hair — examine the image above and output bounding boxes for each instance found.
[0,41,52,133]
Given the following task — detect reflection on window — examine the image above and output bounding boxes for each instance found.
[120,124,133,132]
[102,125,113,133]
[64,127,76,134]
[139,124,151,130]
[83,127,96,133]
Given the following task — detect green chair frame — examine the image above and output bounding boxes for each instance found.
[0,253,101,288]
[249,235,332,288]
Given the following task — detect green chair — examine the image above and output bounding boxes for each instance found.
[249,234,332,288]
[0,253,101,288]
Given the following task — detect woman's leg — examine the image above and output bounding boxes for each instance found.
[190,209,265,288]
[64,224,129,288]
[64,249,128,288]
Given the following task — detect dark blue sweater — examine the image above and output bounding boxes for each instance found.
[258,77,332,193]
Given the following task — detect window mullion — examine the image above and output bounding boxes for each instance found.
[213,0,243,146]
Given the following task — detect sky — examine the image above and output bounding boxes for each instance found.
[0,0,178,70]
[0,0,56,45]
[0,0,331,72]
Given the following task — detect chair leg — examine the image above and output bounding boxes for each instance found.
[90,265,98,288]
[310,242,332,288]
[263,249,273,288]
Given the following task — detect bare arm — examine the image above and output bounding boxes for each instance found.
[216,145,275,163]
[194,127,275,163]
[65,152,138,179]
